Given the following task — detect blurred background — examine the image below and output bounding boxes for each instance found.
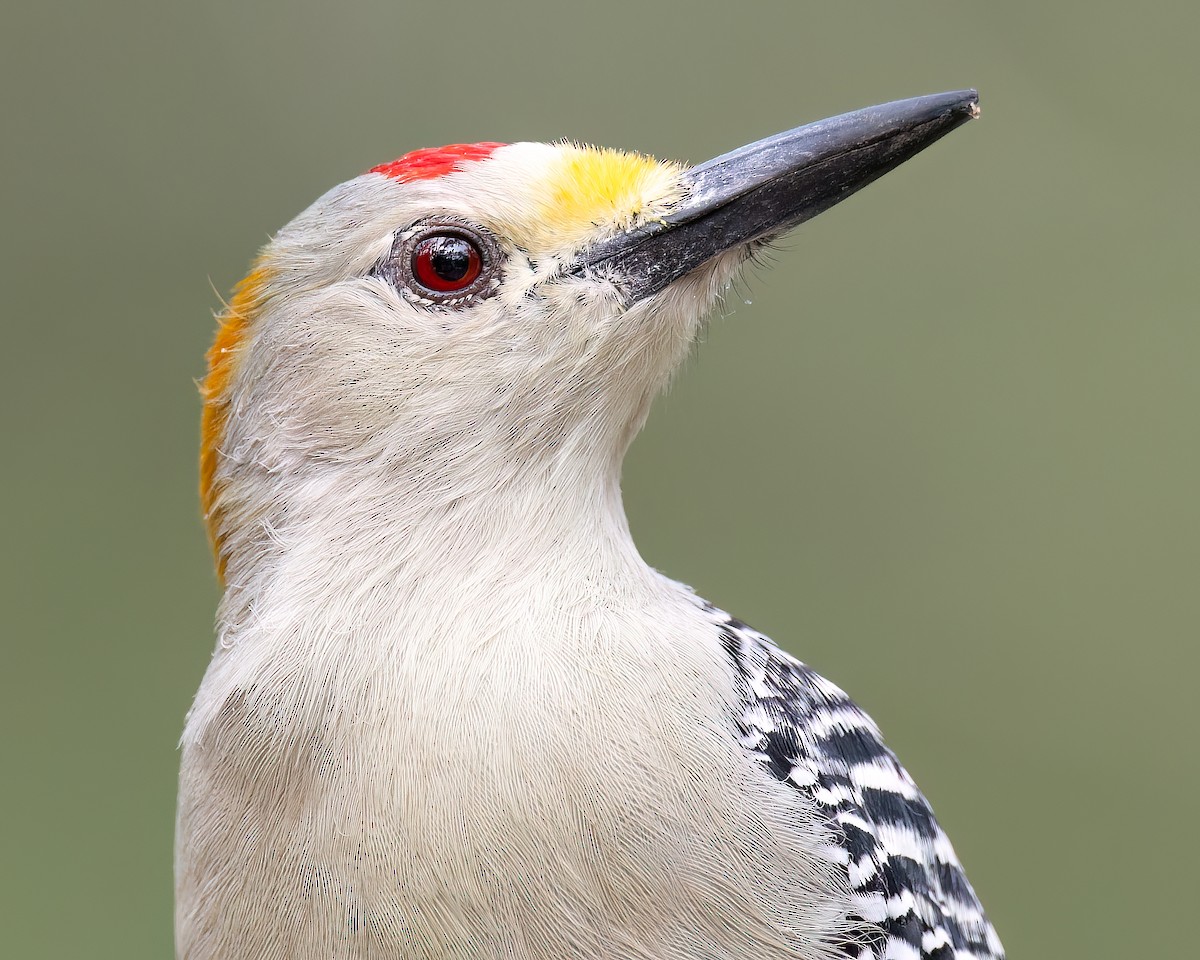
[3,2,1196,956]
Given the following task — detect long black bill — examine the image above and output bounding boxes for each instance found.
[574,89,979,303]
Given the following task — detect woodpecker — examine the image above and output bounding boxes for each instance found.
[178,91,1002,960]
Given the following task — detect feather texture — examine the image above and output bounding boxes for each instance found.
[706,602,1004,960]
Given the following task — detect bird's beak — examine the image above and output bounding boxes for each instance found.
[574,89,979,303]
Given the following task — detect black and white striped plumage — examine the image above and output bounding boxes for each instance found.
[708,606,1004,960]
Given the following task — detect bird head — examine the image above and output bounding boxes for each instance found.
[201,92,977,581]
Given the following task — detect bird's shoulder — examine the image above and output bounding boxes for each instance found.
[698,601,1004,960]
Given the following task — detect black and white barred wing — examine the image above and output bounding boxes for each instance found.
[714,613,1004,960]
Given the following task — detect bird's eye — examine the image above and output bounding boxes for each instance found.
[412,234,481,292]
[373,219,501,306]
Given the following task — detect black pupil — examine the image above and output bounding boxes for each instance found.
[427,236,473,281]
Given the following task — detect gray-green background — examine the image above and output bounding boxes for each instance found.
[3,3,1195,957]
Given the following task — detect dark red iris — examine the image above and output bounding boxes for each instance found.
[411,234,482,293]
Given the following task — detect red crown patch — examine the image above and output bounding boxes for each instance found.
[370,142,507,183]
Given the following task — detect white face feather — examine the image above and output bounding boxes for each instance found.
[242,142,723,448]
[205,143,748,584]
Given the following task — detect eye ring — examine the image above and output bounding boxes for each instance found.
[374,218,501,305]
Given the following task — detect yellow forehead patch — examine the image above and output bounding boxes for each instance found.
[537,144,684,248]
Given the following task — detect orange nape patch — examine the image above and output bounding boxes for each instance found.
[369,142,506,183]
[199,262,270,581]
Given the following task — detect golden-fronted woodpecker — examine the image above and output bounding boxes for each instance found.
[178,90,1001,960]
